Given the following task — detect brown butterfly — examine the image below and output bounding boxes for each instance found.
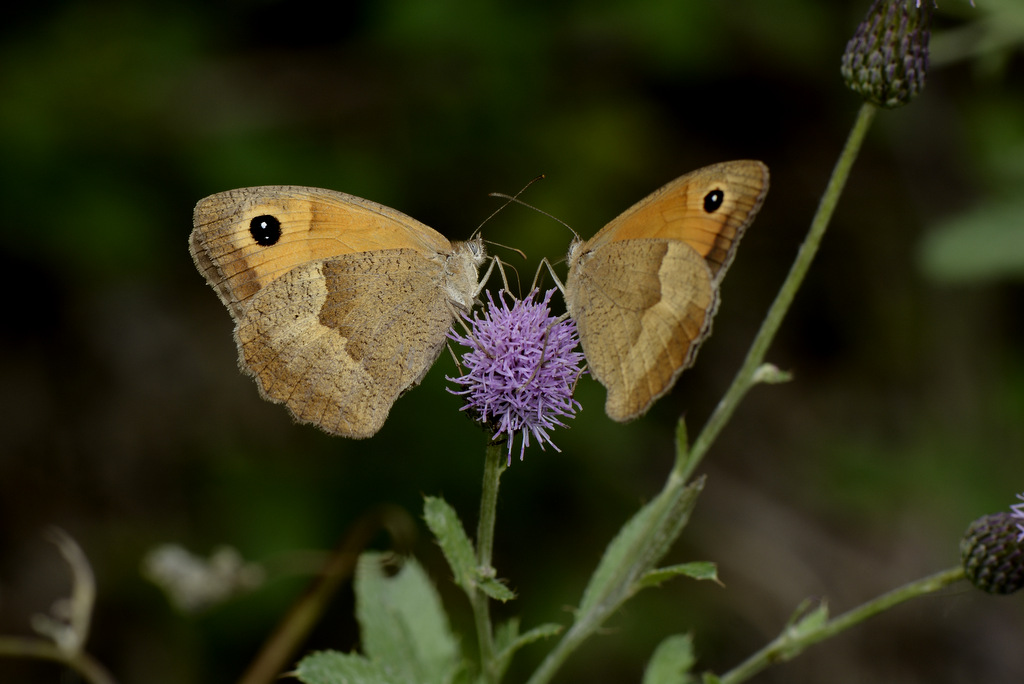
[563,160,769,421]
[190,186,487,438]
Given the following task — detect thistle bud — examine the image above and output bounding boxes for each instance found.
[960,513,1024,595]
[841,0,931,108]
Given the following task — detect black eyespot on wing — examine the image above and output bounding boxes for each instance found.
[703,189,724,213]
[250,215,282,246]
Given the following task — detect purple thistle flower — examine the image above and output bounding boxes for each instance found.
[448,289,584,464]
[1012,493,1024,543]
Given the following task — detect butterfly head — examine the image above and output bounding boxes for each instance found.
[445,235,487,312]
[565,236,587,268]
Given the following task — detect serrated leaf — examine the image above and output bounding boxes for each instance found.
[638,562,719,589]
[355,552,460,684]
[492,619,562,682]
[295,650,391,684]
[642,634,696,684]
[496,621,561,657]
[476,573,516,601]
[578,478,704,617]
[423,496,477,592]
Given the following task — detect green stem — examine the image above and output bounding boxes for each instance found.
[526,478,704,684]
[718,566,965,684]
[527,102,880,684]
[0,637,118,684]
[526,621,589,684]
[473,443,506,682]
[681,101,878,481]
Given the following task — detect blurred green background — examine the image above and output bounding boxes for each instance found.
[2,0,1022,682]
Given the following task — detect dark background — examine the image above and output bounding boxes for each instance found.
[2,1,1022,682]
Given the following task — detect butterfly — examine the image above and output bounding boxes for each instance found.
[562,160,769,421]
[190,186,487,438]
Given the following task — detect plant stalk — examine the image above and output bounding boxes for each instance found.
[681,101,878,481]
[718,566,965,684]
[473,443,506,682]
[526,101,880,684]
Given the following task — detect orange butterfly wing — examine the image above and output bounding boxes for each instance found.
[190,186,485,438]
[565,161,769,421]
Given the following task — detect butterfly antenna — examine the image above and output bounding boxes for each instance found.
[487,190,580,243]
[471,174,547,240]
[484,239,526,261]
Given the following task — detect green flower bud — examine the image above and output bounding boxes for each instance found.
[841,0,931,108]
[960,512,1024,595]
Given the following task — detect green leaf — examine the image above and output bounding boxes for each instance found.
[492,618,562,683]
[675,418,689,460]
[494,617,520,653]
[642,634,696,684]
[495,620,562,658]
[476,573,516,602]
[450,667,486,684]
[774,599,830,661]
[491,617,521,682]
[423,496,477,592]
[701,674,722,684]
[295,650,392,684]
[449,666,484,684]
[787,600,829,640]
[751,363,793,385]
[783,598,828,629]
[578,478,705,617]
[674,418,691,472]
[355,552,460,684]
[918,199,1024,283]
[423,497,514,602]
[638,562,719,589]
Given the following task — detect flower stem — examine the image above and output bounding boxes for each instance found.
[527,102,880,684]
[525,476,703,684]
[717,566,965,684]
[525,619,589,684]
[681,101,878,481]
[473,443,506,682]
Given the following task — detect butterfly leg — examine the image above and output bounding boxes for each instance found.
[445,340,466,372]
[532,257,567,294]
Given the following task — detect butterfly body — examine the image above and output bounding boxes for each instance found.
[564,160,769,422]
[190,186,485,438]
